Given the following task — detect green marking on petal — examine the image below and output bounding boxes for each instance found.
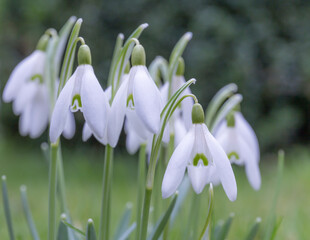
[228,151,239,160]
[71,94,82,112]
[193,153,208,166]
[31,74,44,83]
[126,94,135,108]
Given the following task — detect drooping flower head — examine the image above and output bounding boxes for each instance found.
[162,103,237,201]
[214,110,261,190]
[50,43,109,143]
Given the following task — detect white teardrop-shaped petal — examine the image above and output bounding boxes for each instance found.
[126,108,150,140]
[125,120,145,154]
[187,165,210,194]
[63,111,75,139]
[12,81,37,115]
[160,82,169,104]
[3,50,45,102]
[49,73,75,143]
[82,122,93,142]
[105,86,112,102]
[203,124,237,201]
[19,104,32,136]
[174,117,187,147]
[81,65,109,139]
[162,126,195,198]
[107,77,128,147]
[132,66,162,134]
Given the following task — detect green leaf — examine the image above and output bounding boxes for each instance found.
[270,217,283,240]
[58,18,83,96]
[114,204,132,240]
[2,176,15,240]
[118,223,136,240]
[210,94,243,131]
[205,83,238,127]
[20,186,40,240]
[199,184,214,240]
[147,193,178,240]
[216,213,235,240]
[57,221,69,240]
[61,217,85,237]
[86,219,97,240]
[148,56,169,85]
[245,217,261,240]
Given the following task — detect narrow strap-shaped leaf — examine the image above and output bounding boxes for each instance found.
[2,176,15,240]
[114,203,132,240]
[58,18,83,95]
[57,221,69,240]
[20,186,40,240]
[148,56,169,85]
[270,217,283,240]
[62,216,85,237]
[147,193,178,240]
[210,94,243,132]
[118,223,137,240]
[86,219,97,240]
[245,217,261,240]
[205,83,238,127]
[216,213,234,240]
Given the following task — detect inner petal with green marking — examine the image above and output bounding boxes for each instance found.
[71,94,82,112]
[228,151,240,161]
[126,94,135,109]
[31,74,44,84]
[193,153,209,166]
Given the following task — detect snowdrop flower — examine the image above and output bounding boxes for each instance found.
[162,103,237,201]
[214,111,261,190]
[50,44,109,143]
[3,34,48,103]
[107,44,162,147]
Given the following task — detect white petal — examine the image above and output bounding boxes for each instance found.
[107,77,128,147]
[245,158,261,191]
[125,120,145,154]
[126,109,150,140]
[82,122,93,142]
[3,50,45,102]
[19,104,32,136]
[235,112,260,163]
[203,124,237,201]
[160,82,169,104]
[133,66,162,134]
[12,81,37,115]
[63,111,76,139]
[105,86,112,102]
[187,165,210,194]
[49,73,75,143]
[28,85,49,138]
[162,127,195,198]
[81,65,109,139]
[174,117,187,147]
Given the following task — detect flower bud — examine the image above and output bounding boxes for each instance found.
[36,34,49,51]
[131,44,146,66]
[192,103,204,124]
[78,44,92,65]
[176,57,185,76]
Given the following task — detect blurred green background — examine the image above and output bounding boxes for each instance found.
[1,0,310,239]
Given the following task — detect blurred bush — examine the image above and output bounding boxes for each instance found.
[1,0,310,153]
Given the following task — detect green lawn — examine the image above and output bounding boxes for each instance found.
[0,136,309,239]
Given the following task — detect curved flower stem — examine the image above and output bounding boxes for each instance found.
[136,143,147,240]
[48,142,59,240]
[99,144,114,240]
[139,188,153,240]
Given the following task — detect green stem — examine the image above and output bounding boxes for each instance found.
[99,145,114,240]
[139,188,153,240]
[199,184,214,240]
[57,144,68,214]
[2,176,15,240]
[48,142,59,240]
[136,144,147,240]
[187,193,201,240]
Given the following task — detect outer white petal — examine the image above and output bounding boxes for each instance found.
[203,124,237,201]
[107,77,128,147]
[81,65,109,139]
[174,117,187,147]
[63,111,76,139]
[19,104,32,136]
[49,73,75,143]
[126,109,150,140]
[125,120,145,154]
[3,50,44,102]
[162,127,195,198]
[235,112,260,162]
[133,66,162,134]
[187,165,210,194]
[105,86,112,102]
[82,122,93,142]
[160,82,169,104]
[13,81,37,115]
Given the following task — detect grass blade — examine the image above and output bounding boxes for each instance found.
[245,217,261,240]
[57,221,69,240]
[1,175,15,240]
[61,215,85,237]
[114,203,133,240]
[119,223,137,240]
[20,186,40,240]
[86,219,97,240]
[216,213,235,240]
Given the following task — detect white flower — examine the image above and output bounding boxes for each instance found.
[214,112,261,190]
[3,50,46,103]
[162,104,237,201]
[50,64,109,143]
